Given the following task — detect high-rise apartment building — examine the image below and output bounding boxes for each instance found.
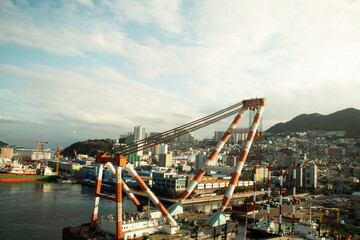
[134,125,145,156]
[276,148,300,168]
[158,144,168,154]
[304,164,318,189]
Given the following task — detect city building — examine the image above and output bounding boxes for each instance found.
[31,151,52,161]
[195,152,220,174]
[134,125,145,156]
[176,133,195,144]
[158,144,168,154]
[152,172,187,198]
[159,152,173,167]
[325,147,352,157]
[351,192,360,219]
[195,152,208,171]
[276,148,299,168]
[242,167,268,183]
[0,147,13,159]
[226,155,237,167]
[304,164,318,189]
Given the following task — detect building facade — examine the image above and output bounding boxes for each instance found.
[159,152,172,167]
[304,164,317,189]
[0,147,13,159]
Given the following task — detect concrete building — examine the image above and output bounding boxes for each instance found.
[152,172,187,198]
[304,164,318,189]
[0,147,13,159]
[351,192,360,219]
[325,147,352,157]
[159,152,172,167]
[195,152,220,174]
[226,155,237,167]
[31,151,52,161]
[276,148,300,168]
[134,125,145,156]
[195,152,207,171]
[255,167,268,183]
[158,144,168,154]
[242,167,268,183]
[176,133,195,144]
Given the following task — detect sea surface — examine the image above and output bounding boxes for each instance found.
[0,182,137,240]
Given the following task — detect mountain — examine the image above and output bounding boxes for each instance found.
[0,140,8,147]
[61,139,113,157]
[266,108,360,137]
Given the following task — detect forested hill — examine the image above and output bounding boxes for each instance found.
[62,139,112,157]
[266,108,360,137]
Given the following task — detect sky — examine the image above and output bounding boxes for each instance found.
[1,0,360,149]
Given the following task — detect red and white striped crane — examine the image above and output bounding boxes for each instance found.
[90,98,266,239]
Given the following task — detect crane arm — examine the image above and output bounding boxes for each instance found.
[113,98,263,156]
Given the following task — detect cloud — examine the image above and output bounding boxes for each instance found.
[0,63,195,131]
[0,0,360,145]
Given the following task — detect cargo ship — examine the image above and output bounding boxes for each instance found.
[0,161,58,183]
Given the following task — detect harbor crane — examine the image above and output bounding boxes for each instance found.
[92,98,266,240]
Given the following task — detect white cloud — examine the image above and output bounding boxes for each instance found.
[0,0,360,143]
[0,63,195,131]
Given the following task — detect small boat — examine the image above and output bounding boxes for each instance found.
[57,178,77,184]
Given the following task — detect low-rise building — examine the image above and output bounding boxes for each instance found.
[0,147,13,159]
[351,192,360,219]
[152,172,187,198]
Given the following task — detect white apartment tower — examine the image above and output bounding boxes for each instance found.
[304,164,318,189]
[134,125,145,156]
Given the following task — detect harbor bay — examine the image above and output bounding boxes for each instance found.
[0,182,137,240]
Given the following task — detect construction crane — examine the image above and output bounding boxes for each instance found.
[7,137,50,161]
[42,144,47,163]
[56,143,62,175]
[92,98,266,240]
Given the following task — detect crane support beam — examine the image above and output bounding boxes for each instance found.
[219,99,266,211]
[181,98,266,202]
[125,163,177,227]
[104,162,140,206]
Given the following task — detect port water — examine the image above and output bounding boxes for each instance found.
[0,182,137,240]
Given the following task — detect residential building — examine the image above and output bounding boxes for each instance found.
[226,155,237,167]
[0,147,13,159]
[152,172,187,198]
[159,152,172,167]
[242,167,268,183]
[351,192,360,219]
[134,125,145,156]
[158,144,168,154]
[304,164,318,189]
[276,148,299,168]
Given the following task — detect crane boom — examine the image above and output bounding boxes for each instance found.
[113,99,262,156]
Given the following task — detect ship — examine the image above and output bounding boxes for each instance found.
[247,219,285,239]
[293,220,328,240]
[99,209,178,239]
[0,161,58,183]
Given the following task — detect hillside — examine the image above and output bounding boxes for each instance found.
[266,108,360,137]
[61,139,113,157]
[0,140,8,147]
